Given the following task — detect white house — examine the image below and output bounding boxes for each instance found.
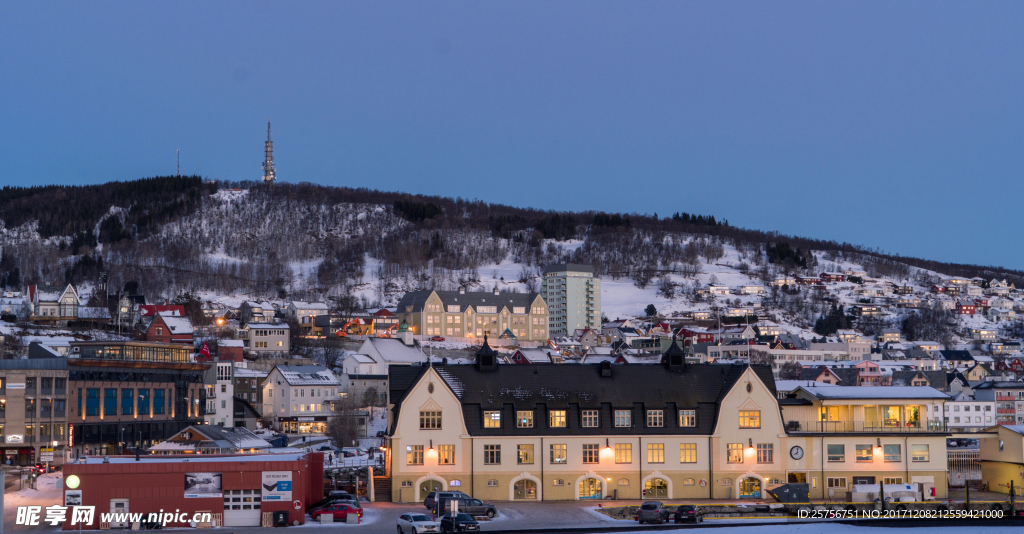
[261,365,340,434]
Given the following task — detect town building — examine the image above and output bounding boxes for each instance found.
[140,312,194,344]
[0,358,70,466]
[26,283,80,326]
[541,264,601,336]
[237,323,290,355]
[396,289,549,342]
[978,424,1024,495]
[284,301,329,333]
[974,381,1024,425]
[261,365,340,434]
[149,424,272,454]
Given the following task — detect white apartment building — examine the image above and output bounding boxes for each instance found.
[237,323,290,354]
[262,365,340,434]
[285,301,329,332]
[943,393,996,432]
[541,264,601,336]
[205,361,237,427]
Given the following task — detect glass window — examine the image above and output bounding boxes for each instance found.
[647,410,664,427]
[25,398,36,418]
[154,390,164,415]
[484,411,501,428]
[680,443,697,463]
[407,445,423,465]
[883,444,901,462]
[679,409,696,427]
[549,410,566,428]
[581,410,599,428]
[582,444,599,463]
[827,477,847,488]
[827,444,845,462]
[122,389,133,415]
[739,410,760,428]
[104,389,116,415]
[727,443,743,463]
[911,444,929,462]
[614,410,631,427]
[138,389,149,415]
[86,389,99,416]
[647,443,664,463]
[883,477,903,485]
[419,411,441,429]
[550,444,566,464]
[614,443,632,463]
[517,444,534,464]
[757,443,773,463]
[484,444,501,464]
[517,411,533,428]
[855,444,873,462]
[438,445,455,465]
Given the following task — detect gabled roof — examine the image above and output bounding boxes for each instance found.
[272,365,339,386]
[940,350,975,361]
[796,385,949,400]
[361,337,426,363]
[152,314,194,335]
[396,290,542,313]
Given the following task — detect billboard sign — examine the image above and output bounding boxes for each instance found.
[261,471,293,501]
[184,472,223,498]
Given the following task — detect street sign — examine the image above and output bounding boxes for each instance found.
[40,452,54,462]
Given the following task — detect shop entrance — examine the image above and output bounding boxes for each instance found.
[513,479,537,499]
[579,478,602,499]
[739,477,761,498]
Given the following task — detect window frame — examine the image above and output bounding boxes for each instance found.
[727,443,743,463]
[483,410,501,429]
[517,410,534,428]
[549,444,567,464]
[757,443,774,464]
[614,409,631,427]
[883,444,901,462]
[483,444,501,465]
[517,444,534,465]
[581,409,599,428]
[582,444,599,464]
[647,443,665,463]
[646,409,664,428]
[910,444,929,462]
[678,409,696,427]
[549,410,566,428]
[614,443,632,464]
[419,410,442,430]
[855,444,873,462]
[438,444,455,465]
[826,444,845,462]
[407,445,424,465]
[738,410,761,429]
[680,443,697,463]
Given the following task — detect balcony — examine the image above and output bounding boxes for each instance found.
[997,395,1016,401]
[997,408,1015,414]
[785,420,947,434]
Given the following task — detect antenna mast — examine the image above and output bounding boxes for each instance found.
[261,117,276,183]
[176,149,180,177]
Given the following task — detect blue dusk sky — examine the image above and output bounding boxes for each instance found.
[2,2,1023,268]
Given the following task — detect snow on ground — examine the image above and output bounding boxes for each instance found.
[298,507,379,527]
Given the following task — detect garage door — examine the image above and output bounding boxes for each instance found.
[223,489,262,526]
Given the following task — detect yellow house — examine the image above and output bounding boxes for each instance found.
[385,340,952,502]
[779,385,950,498]
[979,425,1024,495]
[396,289,549,342]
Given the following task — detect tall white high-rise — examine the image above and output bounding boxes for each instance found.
[261,119,276,183]
[541,264,601,336]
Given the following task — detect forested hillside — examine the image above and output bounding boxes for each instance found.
[0,177,1021,310]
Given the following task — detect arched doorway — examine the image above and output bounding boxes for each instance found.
[644,478,668,499]
[419,479,444,500]
[739,477,761,498]
[513,479,538,500]
[579,478,602,499]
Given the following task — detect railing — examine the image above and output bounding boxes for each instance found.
[996,395,1016,401]
[785,420,947,433]
[996,408,1015,414]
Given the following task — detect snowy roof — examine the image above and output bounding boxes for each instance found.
[999,425,1024,436]
[77,453,303,464]
[349,354,376,364]
[364,338,426,363]
[797,385,949,400]
[21,335,75,347]
[512,348,552,363]
[159,315,194,334]
[774,380,838,392]
[233,367,268,378]
[157,310,183,316]
[274,365,339,386]
[219,339,244,347]
[290,301,329,310]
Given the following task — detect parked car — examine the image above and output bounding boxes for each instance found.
[439,513,479,532]
[636,501,670,524]
[429,336,446,342]
[308,497,360,516]
[310,503,362,522]
[425,491,470,510]
[444,497,497,518]
[673,505,703,523]
[397,513,440,533]
[328,490,354,499]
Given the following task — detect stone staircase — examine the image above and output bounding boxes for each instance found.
[373,475,392,502]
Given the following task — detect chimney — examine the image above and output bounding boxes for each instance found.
[493,287,499,296]
[460,287,465,295]
[600,360,612,377]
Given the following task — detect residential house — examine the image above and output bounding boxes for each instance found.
[239,301,276,326]
[138,304,186,321]
[372,308,400,335]
[285,301,330,333]
[849,305,882,317]
[820,272,846,282]
[943,392,996,432]
[891,370,948,390]
[149,424,271,454]
[939,350,975,370]
[878,330,901,344]
[140,313,194,344]
[26,284,80,325]
[237,323,290,354]
[261,365,340,433]
[572,328,602,351]
[795,276,822,285]
[973,382,1024,426]
[757,322,780,337]
[987,308,1015,323]
[233,363,267,407]
[970,328,997,341]
[956,301,977,315]
[852,361,883,385]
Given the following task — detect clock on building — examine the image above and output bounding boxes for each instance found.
[790,446,804,460]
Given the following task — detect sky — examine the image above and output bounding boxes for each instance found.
[2,2,1024,269]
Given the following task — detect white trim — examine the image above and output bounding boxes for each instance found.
[573,471,605,500]
[734,471,767,499]
[509,471,542,501]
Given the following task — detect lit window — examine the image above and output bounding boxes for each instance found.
[727,443,743,463]
[739,410,760,428]
[550,444,566,464]
[407,445,423,465]
[549,410,566,428]
[582,444,599,463]
[484,411,501,428]
[647,443,664,463]
[517,411,533,428]
[855,444,873,462]
[517,444,534,464]
[911,444,929,462]
[679,409,696,427]
[419,411,441,429]
[614,443,632,463]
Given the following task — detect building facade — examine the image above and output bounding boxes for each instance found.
[237,323,290,355]
[385,343,951,502]
[0,359,70,466]
[396,289,549,342]
[541,264,601,336]
[261,365,340,434]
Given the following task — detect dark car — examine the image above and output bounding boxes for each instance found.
[439,513,479,532]
[425,490,470,510]
[673,505,703,523]
[328,490,354,499]
[429,336,446,342]
[636,501,670,524]
[310,503,362,522]
[445,497,497,518]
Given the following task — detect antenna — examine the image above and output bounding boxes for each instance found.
[177,149,180,177]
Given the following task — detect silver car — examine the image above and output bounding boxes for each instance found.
[397,513,440,534]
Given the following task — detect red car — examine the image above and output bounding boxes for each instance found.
[310,503,362,522]
[429,336,445,342]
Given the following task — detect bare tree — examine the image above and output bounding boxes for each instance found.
[324,394,365,449]
[748,349,774,366]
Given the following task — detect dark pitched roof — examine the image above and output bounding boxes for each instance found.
[940,350,975,361]
[892,370,948,389]
[543,263,594,274]
[389,363,776,437]
[396,290,541,313]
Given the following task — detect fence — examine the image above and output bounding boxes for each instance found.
[947,449,981,487]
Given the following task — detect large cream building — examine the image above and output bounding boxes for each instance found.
[385,342,951,502]
[395,289,549,342]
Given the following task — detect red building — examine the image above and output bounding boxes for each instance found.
[956,301,976,315]
[677,327,716,344]
[61,452,324,529]
[139,305,187,319]
[819,272,846,282]
[140,314,194,344]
